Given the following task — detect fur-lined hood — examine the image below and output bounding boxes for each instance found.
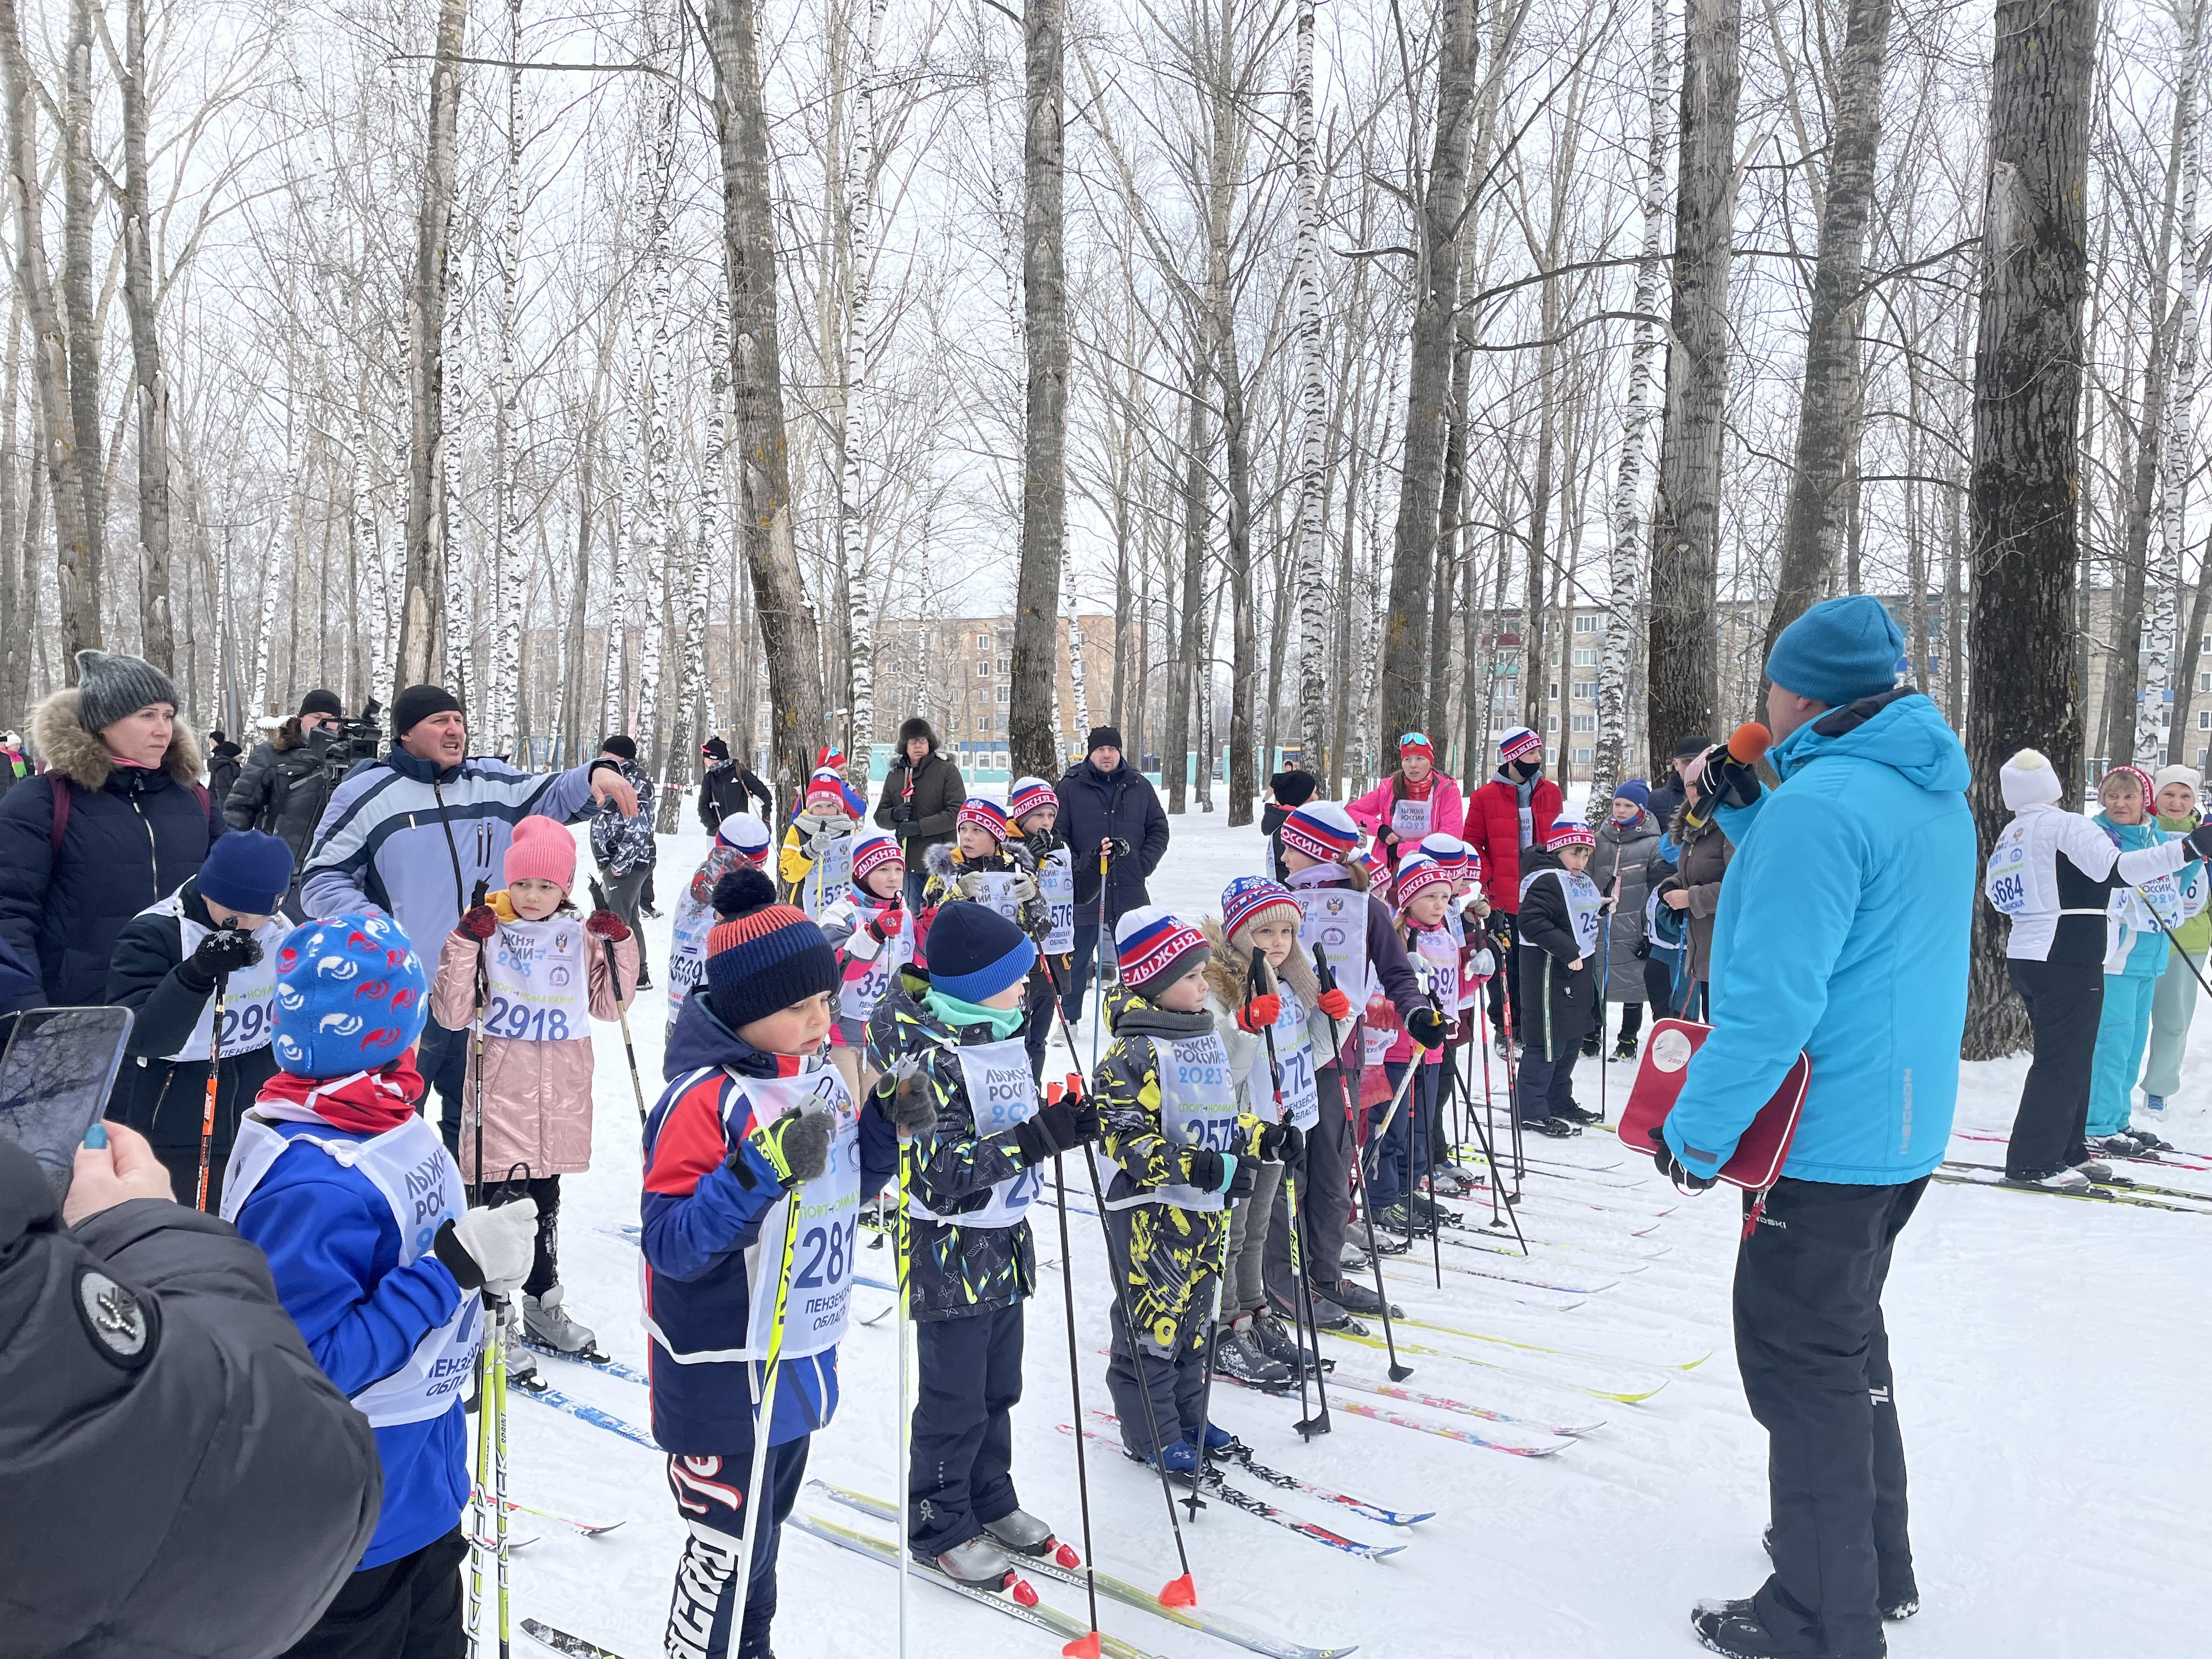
[923,838,1037,883]
[30,688,203,792]
[1199,916,1319,1008]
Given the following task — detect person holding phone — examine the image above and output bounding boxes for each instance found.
[2,1016,382,1658]
[105,830,297,1205]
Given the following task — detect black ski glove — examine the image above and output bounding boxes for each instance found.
[738,1109,834,1190]
[1258,1120,1306,1171]
[2186,824,2212,860]
[177,927,263,994]
[1650,1140,1718,1193]
[1012,1093,1102,1163]
[1706,753,1763,811]
[1406,1007,1449,1049]
[1224,1157,1259,1200]
[1183,1148,1228,1193]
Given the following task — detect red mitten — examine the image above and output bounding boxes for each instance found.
[585,909,629,941]
[457,905,499,941]
[1235,992,1283,1033]
[1316,987,1352,1020]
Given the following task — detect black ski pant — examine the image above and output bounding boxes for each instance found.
[472,1174,562,1299]
[1736,1176,1924,1659]
[2005,956,2103,1178]
[664,1436,810,1659]
[1104,1206,1215,1458]
[276,1527,466,1659]
[1264,1064,1353,1307]
[1644,955,1677,1020]
[910,1301,1026,1556]
[1516,1046,1581,1124]
[1024,977,1055,1082]
[1485,913,1524,1038]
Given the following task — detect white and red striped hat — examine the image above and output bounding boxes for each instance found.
[1545,818,1596,852]
[1499,726,1543,763]
[1394,854,1453,905]
[1279,801,1361,863]
[957,797,1009,840]
[1417,832,1469,876]
[1220,875,1300,939]
[850,832,904,885]
[717,811,774,866]
[1114,906,1211,992]
[1008,776,1058,823]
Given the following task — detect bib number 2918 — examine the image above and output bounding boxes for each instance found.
[485,995,573,1042]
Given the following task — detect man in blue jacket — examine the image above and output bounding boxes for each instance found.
[1655,596,1974,1659]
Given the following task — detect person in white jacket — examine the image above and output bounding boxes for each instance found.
[1987,749,2212,1188]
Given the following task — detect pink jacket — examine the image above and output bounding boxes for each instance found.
[432,915,639,1180]
[1346,774,1465,867]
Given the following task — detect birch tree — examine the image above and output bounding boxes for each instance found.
[1291,0,1330,769]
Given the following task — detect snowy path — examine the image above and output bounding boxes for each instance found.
[492,804,2211,1658]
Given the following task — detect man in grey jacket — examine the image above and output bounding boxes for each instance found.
[301,684,640,1149]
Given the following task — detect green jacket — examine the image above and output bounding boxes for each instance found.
[2157,814,2212,953]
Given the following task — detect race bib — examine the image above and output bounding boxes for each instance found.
[734,1066,860,1361]
[669,891,714,1021]
[1415,927,1460,1024]
[838,906,913,1024]
[803,833,855,919]
[1150,1030,1240,1211]
[966,871,1025,928]
[909,1036,1042,1229]
[153,896,287,1062]
[1269,988,1320,1131]
[1390,797,1432,841]
[483,917,593,1042]
[1295,887,1372,1011]
[1985,821,2032,917]
[1040,848,1076,953]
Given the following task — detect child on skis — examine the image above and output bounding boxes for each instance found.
[1008,775,1077,1079]
[817,831,911,1049]
[1415,833,1494,1195]
[224,914,539,1658]
[433,816,639,1381]
[670,810,773,1025]
[918,798,1050,950]
[1095,907,1294,1469]
[1272,801,1441,1328]
[641,867,913,1659]
[105,828,297,1205]
[1199,876,1320,1387]
[1369,854,1456,1231]
[1516,820,1606,1138]
[871,900,1102,1583]
[779,754,869,918]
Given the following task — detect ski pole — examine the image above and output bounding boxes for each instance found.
[726,1186,803,1643]
[467,1327,492,1655]
[895,1132,913,1659]
[1249,979,1322,1437]
[194,966,229,1211]
[1462,998,1528,1254]
[1360,1045,1429,1256]
[1426,1051,1448,1289]
[1047,1101,1103,1655]
[588,878,650,1124]
[1598,899,1611,1127]
[470,878,491,1199]
[493,1292,512,1659]
[1184,1266,1227,1522]
[1310,946,1412,1381]
[1090,840,1112,1076]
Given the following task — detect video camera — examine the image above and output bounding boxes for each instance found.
[322,700,385,772]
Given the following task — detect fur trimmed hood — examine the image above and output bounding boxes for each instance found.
[922,837,1036,883]
[1199,916,1319,1009]
[30,688,203,792]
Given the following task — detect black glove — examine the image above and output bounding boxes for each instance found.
[1183,1148,1228,1193]
[1107,836,1135,857]
[738,1109,834,1189]
[2186,824,2212,860]
[1012,1092,1103,1162]
[1651,1139,1718,1193]
[1259,1120,1306,1170]
[1224,1158,1258,1200]
[1406,1006,1448,1049]
[890,802,915,826]
[1706,754,1763,811]
[177,927,263,994]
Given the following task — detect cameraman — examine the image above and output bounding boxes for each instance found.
[225,691,365,914]
[1,1118,381,1656]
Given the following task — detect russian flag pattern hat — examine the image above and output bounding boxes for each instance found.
[1416,832,1469,876]
[1394,854,1453,905]
[1499,726,1543,763]
[1008,776,1058,823]
[1114,906,1211,992]
[1279,801,1361,863]
[957,797,1009,840]
[1220,874,1300,940]
[1545,818,1596,851]
[850,832,904,885]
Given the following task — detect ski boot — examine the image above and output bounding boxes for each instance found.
[918,1534,1016,1588]
[1528,1115,1582,1139]
[1250,1310,1324,1375]
[1338,1240,1373,1276]
[1611,1035,1639,1062]
[2002,1166,2091,1192]
[503,1342,547,1395]
[1216,1314,1293,1387]
[1130,1438,1200,1476]
[1192,1420,1240,1462]
[1327,1278,1401,1319]
[523,1286,608,1362]
[2128,1122,2175,1152]
[1431,1161,1479,1197]
[2086,1132,2144,1158]
[1690,1598,1804,1658]
[1579,1035,1601,1059]
[2073,1156,2114,1182]
[1553,1103,1602,1126]
[982,1509,1081,1568]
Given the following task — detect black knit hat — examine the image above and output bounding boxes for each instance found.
[600,734,638,761]
[704,867,840,1033]
[1086,726,1124,755]
[1672,733,1717,760]
[75,650,179,735]
[298,689,344,720]
[391,684,464,738]
[1268,769,1318,808]
[702,735,731,761]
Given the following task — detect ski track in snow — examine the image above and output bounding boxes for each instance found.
[496,798,2211,1658]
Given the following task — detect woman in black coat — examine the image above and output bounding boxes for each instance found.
[0,652,221,1007]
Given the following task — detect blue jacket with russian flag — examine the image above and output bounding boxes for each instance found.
[641,990,899,1457]
[1662,690,1976,1187]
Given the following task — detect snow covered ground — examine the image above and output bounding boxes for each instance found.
[494,802,2211,1659]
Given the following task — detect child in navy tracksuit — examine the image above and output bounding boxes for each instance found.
[641,868,908,1659]
[225,915,541,1659]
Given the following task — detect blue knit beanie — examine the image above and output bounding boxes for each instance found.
[272,915,428,1079]
[926,901,1036,1003]
[196,830,295,915]
[1764,595,1905,707]
[1614,779,1650,810]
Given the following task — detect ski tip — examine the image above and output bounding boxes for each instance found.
[1061,1634,1102,1659]
[1395,1511,1438,1526]
[1363,1544,1408,1561]
[1053,1541,1083,1568]
[1159,1573,1198,1608]
[1011,1577,1040,1609]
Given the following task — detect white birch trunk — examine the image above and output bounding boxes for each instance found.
[2145,0,2208,765]
[631,75,678,751]
[439,241,471,702]
[841,0,888,750]
[685,296,733,749]
[487,0,525,754]
[1291,0,1330,769]
[1592,0,1673,805]
[1069,616,1091,749]
[252,400,291,713]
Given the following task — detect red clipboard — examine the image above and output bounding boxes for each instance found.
[1616,1018,1808,1194]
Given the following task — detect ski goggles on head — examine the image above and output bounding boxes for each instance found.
[1398,732,1433,755]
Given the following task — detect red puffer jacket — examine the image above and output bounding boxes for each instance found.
[1464,772,1562,912]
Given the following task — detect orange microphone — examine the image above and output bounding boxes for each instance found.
[1684,721,1772,830]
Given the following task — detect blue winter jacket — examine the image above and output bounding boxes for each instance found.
[2091,813,2184,977]
[1663,690,1975,1186]
[640,991,899,1457]
[228,1117,470,1571]
[300,746,603,964]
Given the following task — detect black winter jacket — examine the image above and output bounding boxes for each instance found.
[223,719,349,868]
[1055,760,1169,924]
[0,1139,381,1658]
[206,742,243,805]
[1516,848,1601,1060]
[104,876,286,1204]
[0,690,220,1007]
[697,759,774,833]
[874,748,967,862]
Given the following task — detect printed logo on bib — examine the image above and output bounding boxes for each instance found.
[1295,888,1372,1010]
[909,1037,1042,1228]
[967,871,1025,928]
[1149,1031,1241,1211]
[1041,849,1076,953]
[1984,822,2032,917]
[1414,927,1460,1024]
[484,918,592,1042]
[1651,1028,1695,1073]
[735,1068,861,1359]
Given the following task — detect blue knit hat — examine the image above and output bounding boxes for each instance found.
[1615,779,1650,810]
[1764,595,1905,707]
[272,914,428,1079]
[926,901,1036,1003]
[196,830,295,915]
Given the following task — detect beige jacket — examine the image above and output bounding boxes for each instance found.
[431,912,639,1179]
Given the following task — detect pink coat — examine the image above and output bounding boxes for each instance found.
[432,916,639,1180]
[1346,773,1465,869]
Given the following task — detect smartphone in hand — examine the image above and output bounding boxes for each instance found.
[0,1007,134,1201]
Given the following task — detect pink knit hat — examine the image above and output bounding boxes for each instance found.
[504,816,577,896]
